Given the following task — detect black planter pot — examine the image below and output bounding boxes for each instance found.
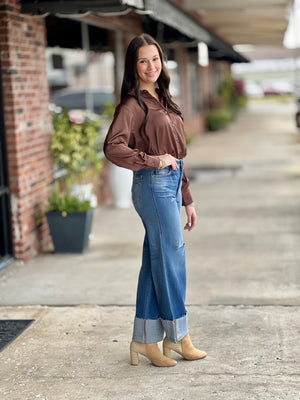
[46,209,94,253]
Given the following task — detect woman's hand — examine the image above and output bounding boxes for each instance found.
[184,203,197,231]
[159,153,179,170]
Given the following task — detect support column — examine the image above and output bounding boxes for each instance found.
[0,0,53,261]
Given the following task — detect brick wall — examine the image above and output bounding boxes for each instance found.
[0,0,53,261]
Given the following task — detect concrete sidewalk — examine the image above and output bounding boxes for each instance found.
[0,99,300,399]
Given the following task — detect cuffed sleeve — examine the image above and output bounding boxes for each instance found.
[104,103,161,171]
[181,168,193,206]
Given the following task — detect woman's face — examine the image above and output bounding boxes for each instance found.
[136,45,162,89]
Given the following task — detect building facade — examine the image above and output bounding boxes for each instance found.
[0,0,246,266]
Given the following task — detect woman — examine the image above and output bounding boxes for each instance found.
[104,33,207,367]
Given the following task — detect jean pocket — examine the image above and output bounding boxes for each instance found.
[152,166,172,177]
[151,172,178,198]
[132,175,142,205]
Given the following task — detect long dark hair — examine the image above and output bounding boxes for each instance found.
[120,34,182,148]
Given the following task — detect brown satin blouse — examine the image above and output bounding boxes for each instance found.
[104,90,193,206]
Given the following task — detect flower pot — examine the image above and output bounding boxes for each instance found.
[108,164,133,209]
[46,209,94,253]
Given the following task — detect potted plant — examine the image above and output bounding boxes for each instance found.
[205,75,246,132]
[205,108,232,131]
[46,106,103,253]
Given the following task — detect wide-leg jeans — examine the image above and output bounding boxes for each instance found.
[131,160,188,344]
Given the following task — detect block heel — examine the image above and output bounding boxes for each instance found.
[129,341,177,367]
[130,347,139,366]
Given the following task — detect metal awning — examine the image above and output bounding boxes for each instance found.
[20,0,144,14]
[143,0,247,62]
[20,0,248,63]
[144,0,211,44]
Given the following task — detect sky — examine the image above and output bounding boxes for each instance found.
[284,0,300,48]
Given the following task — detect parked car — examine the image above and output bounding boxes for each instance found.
[261,80,294,96]
[51,89,115,114]
[244,81,264,98]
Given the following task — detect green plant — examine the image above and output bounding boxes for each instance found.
[103,101,115,122]
[206,74,247,132]
[51,107,103,182]
[47,106,104,213]
[48,180,91,214]
[205,109,232,131]
[218,73,234,106]
[185,131,194,147]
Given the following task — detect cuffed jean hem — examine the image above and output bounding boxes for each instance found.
[162,313,188,343]
[132,314,188,344]
[132,317,164,343]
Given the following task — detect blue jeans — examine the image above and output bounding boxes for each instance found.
[131,160,188,344]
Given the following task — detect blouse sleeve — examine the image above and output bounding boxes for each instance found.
[103,103,160,171]
[181,167,193,206]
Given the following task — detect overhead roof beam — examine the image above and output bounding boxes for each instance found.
[182,0,293,46]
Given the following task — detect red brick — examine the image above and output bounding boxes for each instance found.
[1,3,53,261]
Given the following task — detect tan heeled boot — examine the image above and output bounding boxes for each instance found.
[130,341,177,367]
[163,334,207,360]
